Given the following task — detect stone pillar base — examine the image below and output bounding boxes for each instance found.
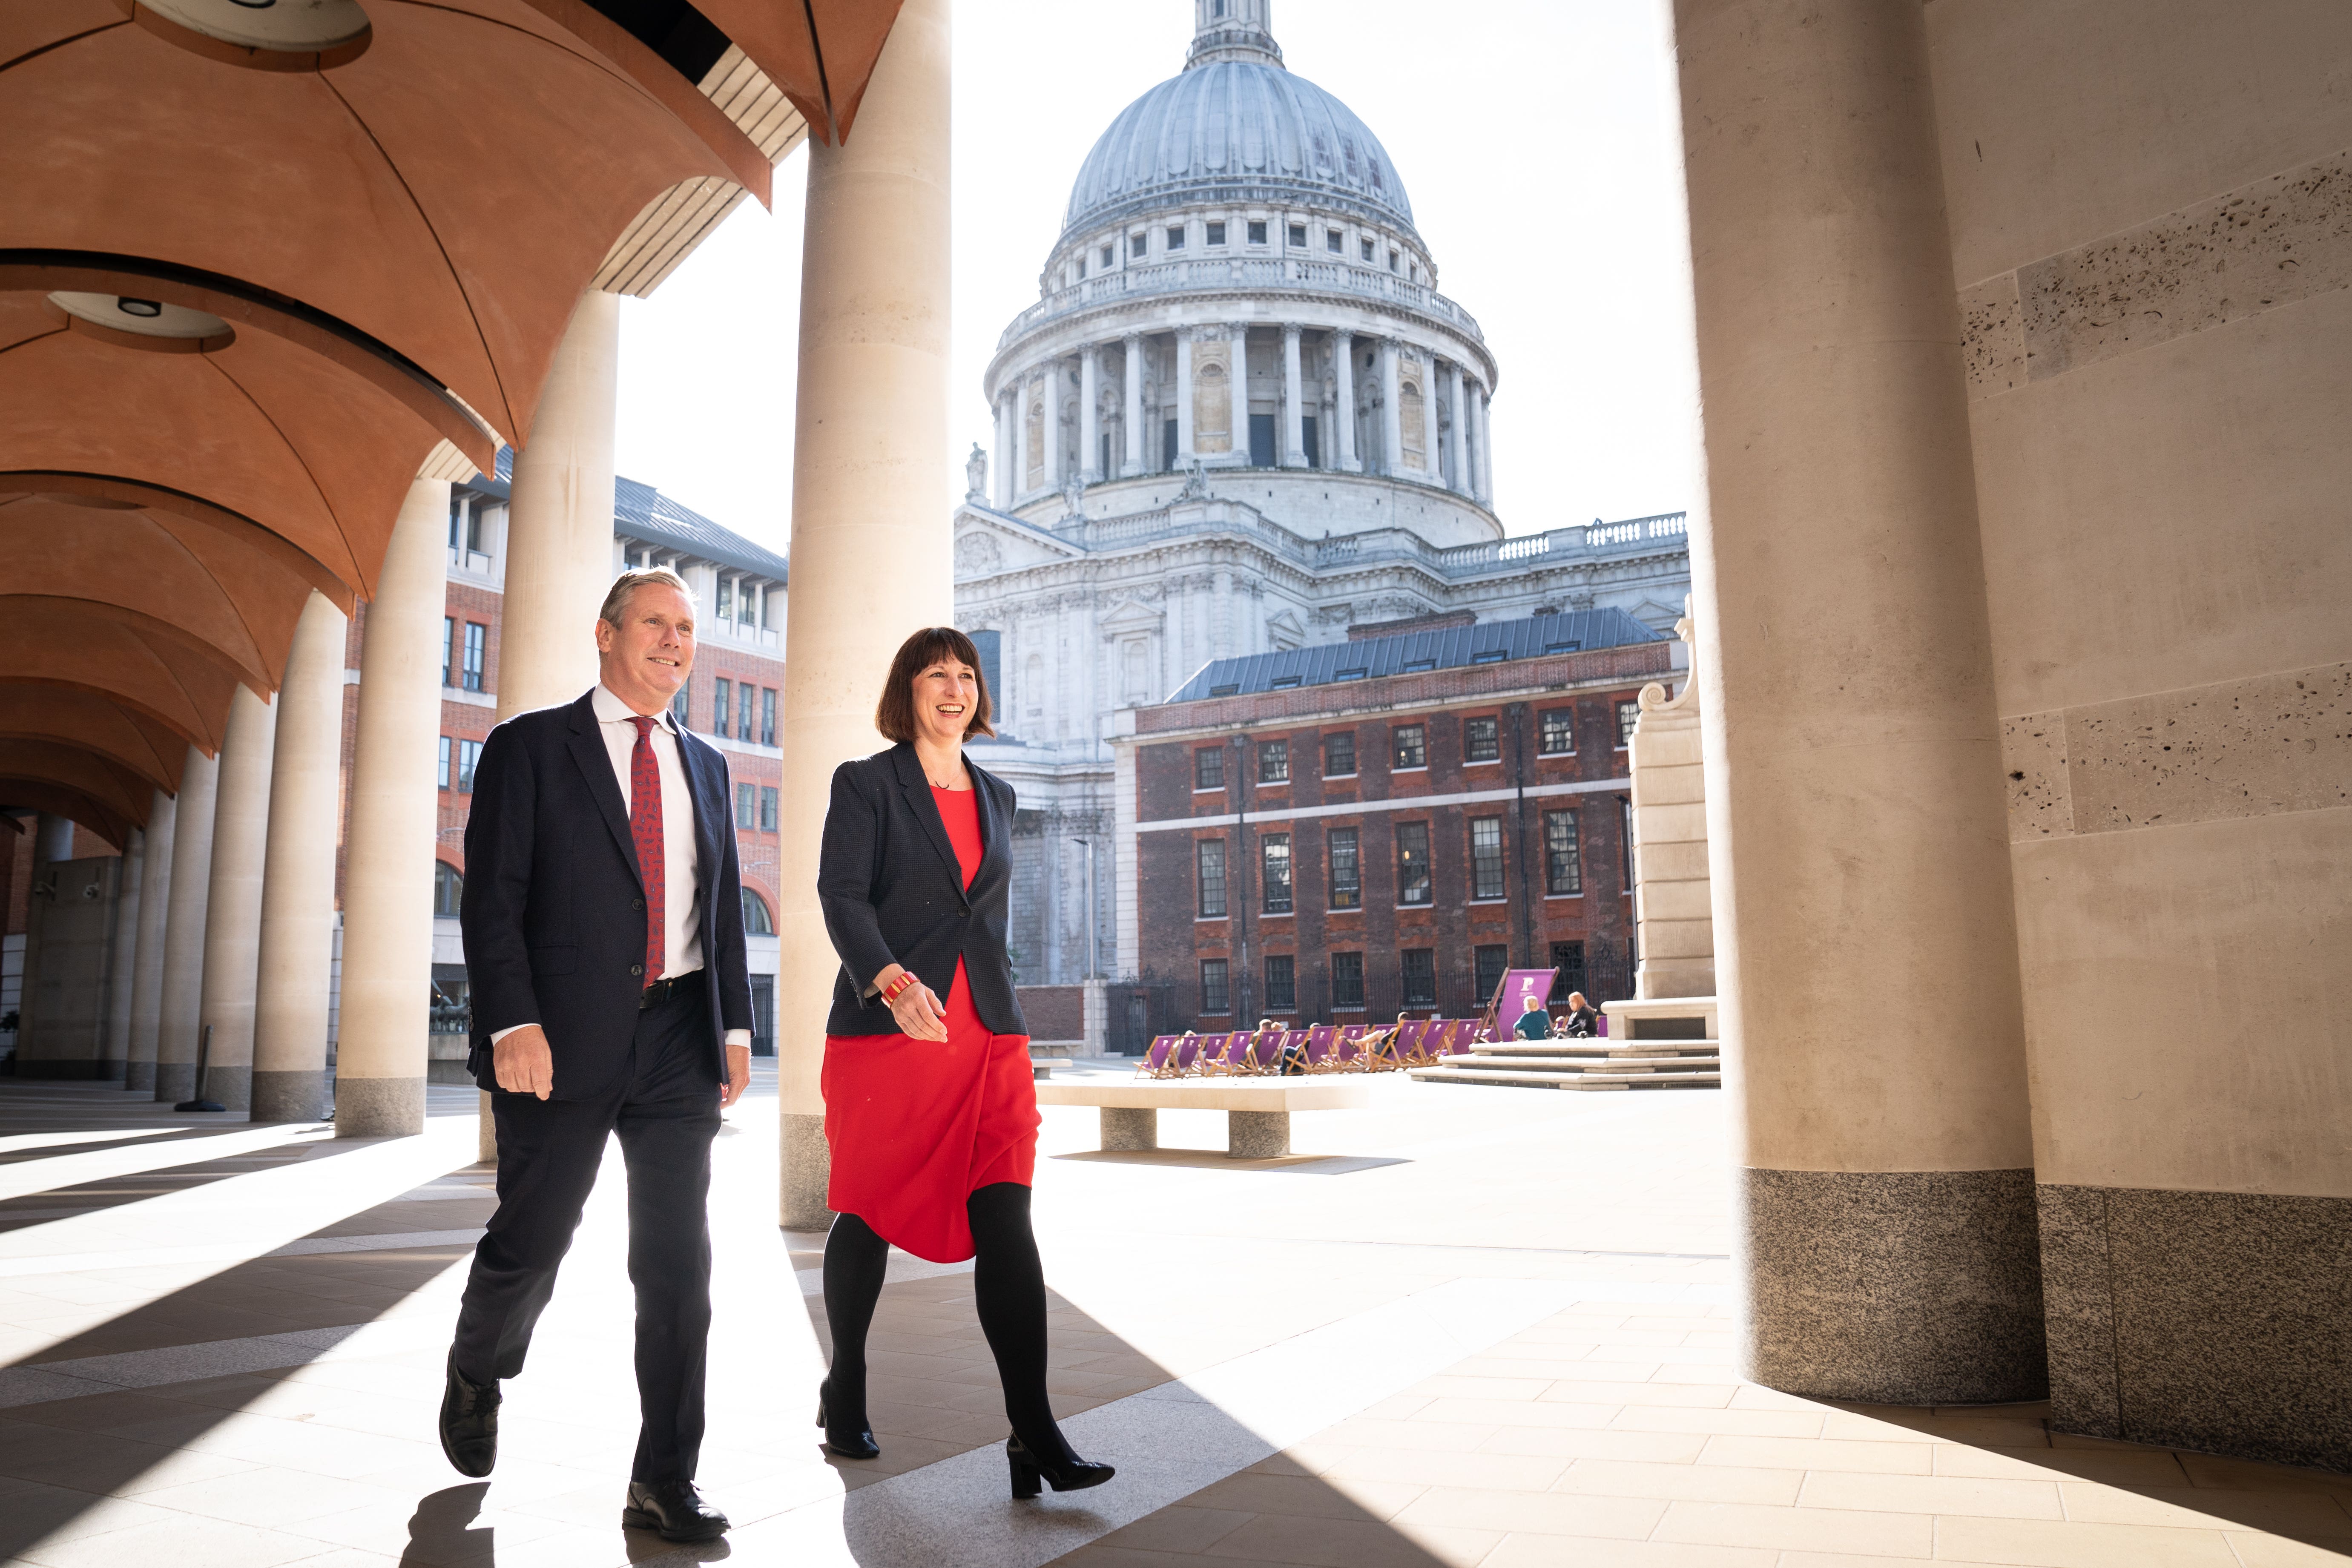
[204,1065,251,1114]
[335,1077,424,1138]
[1102,1107,1157,1152]
[153,1063,196,1106]
[124,1061,155,1093]
[781,1111,833,1232]
[1228,1110,1289,1160]
[1739,1166,2045,1404]
[250,1069,327,1123]
[2039,1183,2352,1471]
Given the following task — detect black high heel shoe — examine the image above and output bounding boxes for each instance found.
[816,1376,880,1460]
[1006,1433,1115,1499]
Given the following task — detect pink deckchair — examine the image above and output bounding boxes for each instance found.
[1135,1036,1180,1078]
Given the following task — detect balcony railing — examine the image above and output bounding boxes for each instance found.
[1029,506,1690,581]
[996,257,1488,355]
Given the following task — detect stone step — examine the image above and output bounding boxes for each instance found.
[1445,1055,1722,1074]
[1467,1048,1712,1063]
[1412,1066,1722,1091]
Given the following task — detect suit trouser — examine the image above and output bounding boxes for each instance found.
[453,984,720,1483]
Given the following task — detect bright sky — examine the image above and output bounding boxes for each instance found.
[614,0,1700,557]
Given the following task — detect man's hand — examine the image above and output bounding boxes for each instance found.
[721,1043,751,1108]
[493,1025,554,1100]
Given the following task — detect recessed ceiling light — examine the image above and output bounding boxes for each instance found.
[227,0,277,8]
[116,299,164,318]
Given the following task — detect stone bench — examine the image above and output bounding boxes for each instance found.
[1033,1078,1374,1159]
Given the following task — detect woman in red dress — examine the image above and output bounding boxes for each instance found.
[813,627,1115,1500]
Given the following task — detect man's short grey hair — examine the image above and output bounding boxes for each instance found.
[599,568,695,628]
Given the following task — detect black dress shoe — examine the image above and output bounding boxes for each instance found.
[817,1376,880,1459]
[1006,1433,1115,1499]
[622,1479,730,1542]
[438,1349,499,1478]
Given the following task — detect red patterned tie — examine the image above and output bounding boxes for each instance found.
[628,715,665,986]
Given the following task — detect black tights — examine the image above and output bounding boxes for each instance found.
[822,1183,1069,1461]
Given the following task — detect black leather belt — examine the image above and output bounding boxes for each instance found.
[640,970,703,1009]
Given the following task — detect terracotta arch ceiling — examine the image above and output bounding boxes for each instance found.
[0,741,152,846]
[0,0,771,449]
[0,686,187,799]
[0,780,135,850]
[0,486,324,698]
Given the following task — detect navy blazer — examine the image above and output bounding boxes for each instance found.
[459,689,754,1097]
[816,744,1025,1037]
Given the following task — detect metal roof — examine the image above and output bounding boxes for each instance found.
[485,447,787,580]
[1164,608,1663,704]
[613,475,790,582]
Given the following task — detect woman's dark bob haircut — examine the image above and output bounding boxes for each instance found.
[876,626,995,744]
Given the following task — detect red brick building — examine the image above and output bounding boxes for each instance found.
[1112,610,1675,1038]
[342,461,789,1071]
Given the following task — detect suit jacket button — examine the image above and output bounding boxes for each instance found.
[630,963,644,976]
[633,899,645,911]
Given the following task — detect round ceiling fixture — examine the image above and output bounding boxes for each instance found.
[48,292,233,344]
[139,0,369,52]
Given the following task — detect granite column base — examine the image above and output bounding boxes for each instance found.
[250,1069,327,1124]
[780,1110,833,1231]
[2039,1183,2352,1471]
[333,1076,422,1137]
[1738,1166,2047,1404]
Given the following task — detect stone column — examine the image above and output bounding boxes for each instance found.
[1378,339,1403,477]
[1227,322,1251,464]
[125,788,175,1092]
[1040,358,1061,490]
[1334,329,1358,471]
[1674,0,2039,1401]
[1175,329,1195,462]
[1123,333,1144,476]
[1445,361,1470,494]
[197,683,278,1111]
[1281,323,1306,467]
[253,591,348,1122]
[778,0,952,1229]
[1421,354,1443,482]
[995,393,1014,507]
[1475,387,1495,502]
[336,477,450,1137]
[1013,378,1032,500]
[1079,343,1101,483]
[503,289,618,717]
[99,828,144,1080]
[153,744,220,1104]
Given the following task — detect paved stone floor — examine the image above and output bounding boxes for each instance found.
[0,1064,2343,1566]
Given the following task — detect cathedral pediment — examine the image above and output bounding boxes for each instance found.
[953,504,1083,579]
[1099,596,1164,635]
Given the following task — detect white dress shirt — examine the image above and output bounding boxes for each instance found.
[491,685,749,1051]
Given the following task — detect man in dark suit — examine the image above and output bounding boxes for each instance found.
[440,567,752,1543]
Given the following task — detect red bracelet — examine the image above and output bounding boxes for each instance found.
[880,971,916,1004]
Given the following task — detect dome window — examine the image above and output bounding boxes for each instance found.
[1100,243,1114,267]
[1247,220,1268,244]
[1325,230,1342,254]
[1206,221,1226,246]
[1288,223,1307,248]
[1130,232,1146,259]
[1360,237,1376,262]
[1388,250,1400,273]
[1169,224,1189,250]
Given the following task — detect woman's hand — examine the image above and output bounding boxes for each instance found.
[874,964,950,1042]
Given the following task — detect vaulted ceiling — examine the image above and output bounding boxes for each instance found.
[0,0,905,844]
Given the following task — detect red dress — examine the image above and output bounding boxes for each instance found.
[821,783,1039,1263]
